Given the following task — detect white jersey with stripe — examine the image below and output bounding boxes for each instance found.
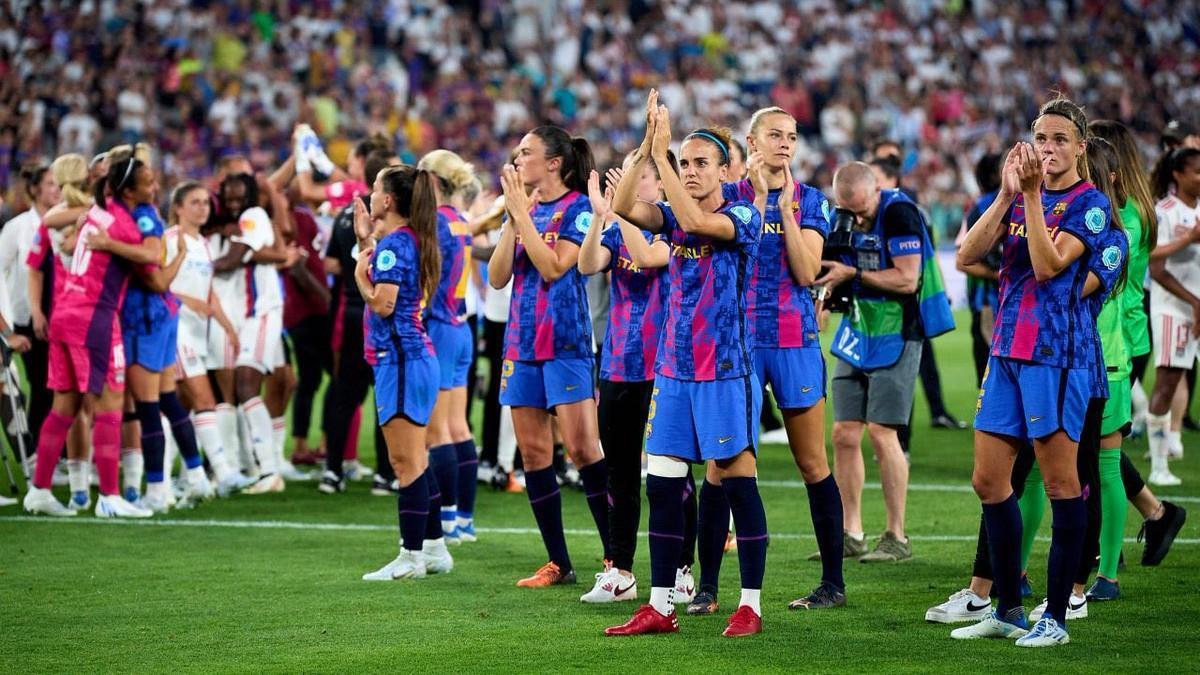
[1151,195,1200,319]
[230,206,283,317]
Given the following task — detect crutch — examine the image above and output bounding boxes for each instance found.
[1,351,32,495]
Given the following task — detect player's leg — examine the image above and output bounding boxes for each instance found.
[550,358,609,564]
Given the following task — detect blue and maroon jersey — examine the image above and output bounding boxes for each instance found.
[655,199,761,381]
[363,227,436,365]
[120,203,180,335]
[729,179,830,348]
[599,224,667,382]
[503,191,593,362]
[991,180,1111,369]
[425,204,472,326]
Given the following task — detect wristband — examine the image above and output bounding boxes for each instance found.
[854,269,863,286]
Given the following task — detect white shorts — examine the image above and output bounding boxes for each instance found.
[206,314,242,371]
[236,310,285,374]
[1153,311,1198,370]
[175,308,210,380]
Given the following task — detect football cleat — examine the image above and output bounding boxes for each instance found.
[216,472,257,497]
[243,473,285,495]
[370,474,397,496]
[686,591,719,616]
[278,461,314,482]
[1148,469,1182,487]
[422,539,454,574]
[1015,616,1070,647]
[456,521,477,542]
[362,549,426,581]
[140,490,173,514]
[23,487,76,517]
[673,566,696,604]
[950,609,1029,640]
[925,589,991,623]
[1085,577,1120,601]
[1029,593,1087,621]
[95,494,153,519]
[178,475,215,508]
[1141,501,1186,566]
[788,581,847,610]
[317,470,347,495]
[604,604,678,636]
[516,561,575,588]
[722,605,763,637]
[69,490,92,512]
[580,565,638,603]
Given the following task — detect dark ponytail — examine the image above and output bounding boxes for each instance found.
[531,125,594,194]
[1151,148,1200,200]
[379,165,442,305]
[94,156,143,206]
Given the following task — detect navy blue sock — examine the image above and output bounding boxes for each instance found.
[524,466,571,572]
[579,459,611,560]
[697,479,729,596]
[982,494,1024,615]
[806,474,845,591]
[680,473,697,568]
[454,439,478,519]
[136,401,165,482]
[723,476,768,590]
[422,467,443,541]
[397,472,429,551]
[646,474,687,589]
[429,444,458,508]
[1046,496,1087,625]
[160,391,202,468]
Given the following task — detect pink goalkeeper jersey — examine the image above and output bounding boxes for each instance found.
[50,199,142,348]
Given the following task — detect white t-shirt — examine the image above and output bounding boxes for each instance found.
[230,206,283,316]
[208,232,247,321]
[1151,195,1200,319]
[0,208,41,325]
[482,228,511,323]
[165,226,213,303]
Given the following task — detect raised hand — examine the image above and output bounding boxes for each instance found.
[747,151,768,196]
[501,164,538,218]
[352,197,373,242]
[651,105,672,160]
[779,161,796,208]
[1017,142,1043,194]
[1000,145,1022,196]
[638,89,659,157]
[587,170,609,220]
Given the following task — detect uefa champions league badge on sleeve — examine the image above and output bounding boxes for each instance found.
[377,249,397,271]
[821,199,831,223]
[1102,245,1122,270]
[730,205,754,225]
[137,216,156,235]
[575,211,593,235]
[1085,207,1106,233]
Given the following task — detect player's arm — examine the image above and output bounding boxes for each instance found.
[959,152,1021,267]
[497,165,578,283]
[267,156,296,192]
[1012,145,1084,281]
[87,230,162,266]
[27,267,46,340]
[651,109,735,240]
[211,240,251,273]
[612,93,666,233]
[1149,256,1200,310]
[135,237,187,292]
[578,170,614,276]
[1149,221,1200,260]
[42,205,88,230]
[208,289,239,352]
[287,254,331,307]
[620,219,670,269]
[780,180,824,286]
[861,251,920,295]
[354,245,399,318]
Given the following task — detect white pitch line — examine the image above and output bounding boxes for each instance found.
[1,515,1195,545]
[756,480,1200,504]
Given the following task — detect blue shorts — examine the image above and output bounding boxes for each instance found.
[427,320,472,390]
[123,318,178,372]
[373,356,439,426]
[645,373,762,463]
[974,356,1091,442]
[499,358,594,410]
[753,347,825,410]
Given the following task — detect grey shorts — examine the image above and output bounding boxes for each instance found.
[831,340,923,425]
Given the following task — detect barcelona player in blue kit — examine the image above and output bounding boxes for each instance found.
[487,126,610,589]
[956,97,1112,647]
[607,91,766,638]
[578,152,700,604]
[697,106,845,613]
[355,166,451,582]
[418,149,481,544]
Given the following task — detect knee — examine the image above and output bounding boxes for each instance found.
[794,449,830,483]
[389,451,427,485]
[832,424,861,452]
[972,469,1009,503]
[1041,473,1081,500]
[518,439,553,471]
[866,424,899,453]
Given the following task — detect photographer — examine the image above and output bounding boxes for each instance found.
[818,161,953,563]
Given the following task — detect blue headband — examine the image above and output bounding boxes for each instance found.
[685,131,729,163]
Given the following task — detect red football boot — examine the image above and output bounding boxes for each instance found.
[605,604,680,636]
[722,605,762,637]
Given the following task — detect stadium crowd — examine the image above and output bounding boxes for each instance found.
[0,0,1196,647]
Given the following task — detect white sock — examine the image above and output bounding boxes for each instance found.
[271,417,288,469]
[194,411,234,481]
[1148,412,1171,474]
[67,459,89,493]
[239,398,277,475]
[649,587,675,615]
[441,506,458,533]
[146,480,168,499]
[739,589,762,616]
[1131,382,1149,420]
[215,404,247,471]
[186,465,208,484]
[1167,430,1183,453]
[456,514,473,528]
[121,449,143,491]
[847,531,865,541]
[498,406,517,472]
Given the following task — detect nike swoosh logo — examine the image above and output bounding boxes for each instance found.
[966,600,991,612]
[1029,416,1043,423]
[683,585,695,596]
[801,386,813,393]
[1069,599,1086,611]
[718,436,733,444]
[565,384,579,391]
[613,582,635,597]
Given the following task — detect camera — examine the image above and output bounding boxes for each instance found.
[814,207,858,313]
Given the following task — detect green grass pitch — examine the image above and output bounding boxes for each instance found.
[2,312,1197,672]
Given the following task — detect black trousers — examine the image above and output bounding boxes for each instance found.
[287,313,331,439]
[599,379,654,572]
[465,314,479,433]
[480,318,506,466]
[323,304,392,480]
[970,310,990,388]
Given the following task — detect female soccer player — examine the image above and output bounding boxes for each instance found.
[487,126,610,588]
[163,181,254,497]
[607,91,766,638]
[577,153,689,604]
[1143,147,1200,486]
[356,165,451,581]
[23,156,166,518]
[956,97,1112,647]
[723,106,845,611]
[417,149,480,543]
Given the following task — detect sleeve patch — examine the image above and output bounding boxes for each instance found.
[1084,206,1106,233]
[1101,245,1122,270]
[574,211,593,235]
[376,249,397,271]
[729,205,754,225]
[137,216,157,235]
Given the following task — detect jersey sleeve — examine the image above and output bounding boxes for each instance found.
[231,207,274,252]
[1155,206,1174,246]
[1090,227,1128,297]
[797,184,831,238]
[371,234,410,286]
[883,202,924,258]
[26,223,50,269]
[1057,189,1112,251]
[132,204,165,241]
[600,224,622,272]
[720,200,761,251]
[558,197,593,247]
